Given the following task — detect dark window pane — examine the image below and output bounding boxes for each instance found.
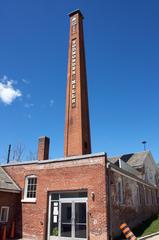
[61,203,71,223]
[75,225,86,238]
[61,203,72,237]
[61,224,71,237]
[75,202,86,238]
[75,203,86,223]
[60,192,87,198]
[51,194,59,200]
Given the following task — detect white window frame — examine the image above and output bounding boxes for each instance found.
[0,206,9,223]
[22,175,37,203]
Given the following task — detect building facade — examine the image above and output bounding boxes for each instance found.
[0,9,159,240]
[0,167,21,237]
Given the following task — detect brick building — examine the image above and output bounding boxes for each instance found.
[0,167,21,237]
[0,9,159,240]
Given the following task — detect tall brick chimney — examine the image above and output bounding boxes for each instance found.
[64,9,91,157]
[38,136,50,160]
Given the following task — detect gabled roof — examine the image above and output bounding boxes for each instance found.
[108,151,149,168]
[0,167,20,193]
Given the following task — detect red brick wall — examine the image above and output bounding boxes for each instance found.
[110,170,159,237]
[64,11,91,157]
[0,191,21,238]
[4,155,109,240]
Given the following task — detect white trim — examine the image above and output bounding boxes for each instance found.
[23,175,37,201]
[21,198,36,203]
[48,192,88,240]
[0,206,9,223]
[47,194,52,240]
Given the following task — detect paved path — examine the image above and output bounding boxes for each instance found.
[144,236,159,240]
[139,233,159,240]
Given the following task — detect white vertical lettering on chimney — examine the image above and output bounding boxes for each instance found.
[71,38,77,107]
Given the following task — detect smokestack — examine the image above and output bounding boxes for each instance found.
[38,136,50,161]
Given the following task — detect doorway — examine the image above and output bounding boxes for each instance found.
[48,192,88,240]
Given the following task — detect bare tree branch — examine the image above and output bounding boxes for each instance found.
[12,144,25,162]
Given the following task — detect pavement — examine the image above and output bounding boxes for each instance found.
[138,232,159,240]
[148,236,159,240]
[141,237,159,240]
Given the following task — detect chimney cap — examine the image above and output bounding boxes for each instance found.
[39,136,50,139]
[68,9,84,19]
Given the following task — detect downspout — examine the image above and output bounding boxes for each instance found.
[107,162,113,240]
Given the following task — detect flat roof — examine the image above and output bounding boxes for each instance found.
[1,152,106,167]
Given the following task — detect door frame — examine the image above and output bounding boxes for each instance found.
[47,194,88,240]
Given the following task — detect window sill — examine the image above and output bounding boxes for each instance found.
[21,198,36,203]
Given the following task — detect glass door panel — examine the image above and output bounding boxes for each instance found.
[75,202,86,238]
[61,203,72,237]
[50,201,59,236]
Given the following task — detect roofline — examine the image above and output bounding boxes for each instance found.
[107,162,157,189]
[0,188,20,193]
[68,9,84,19]
[1,152,106,167]
[147,151,159,168]
[108,150,150,159]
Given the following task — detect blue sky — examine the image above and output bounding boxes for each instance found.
[0,0,159,163]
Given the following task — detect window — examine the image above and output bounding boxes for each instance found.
[145,188,151,205]
[148,189,152,205]
[137,185,141,205]
[0,207,9,222]
[24,175,37,201]
[117,178,124,204]
[145,188,149,204]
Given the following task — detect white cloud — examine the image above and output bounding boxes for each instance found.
[0,77,22,105]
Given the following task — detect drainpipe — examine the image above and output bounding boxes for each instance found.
[107,162,113,240]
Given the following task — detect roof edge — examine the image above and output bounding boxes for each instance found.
[107,162,157,189]
[0,188,20,193]
[1,152,106,167]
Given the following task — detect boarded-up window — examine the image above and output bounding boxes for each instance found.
[117,178,124,204]
[0,207,9,222]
